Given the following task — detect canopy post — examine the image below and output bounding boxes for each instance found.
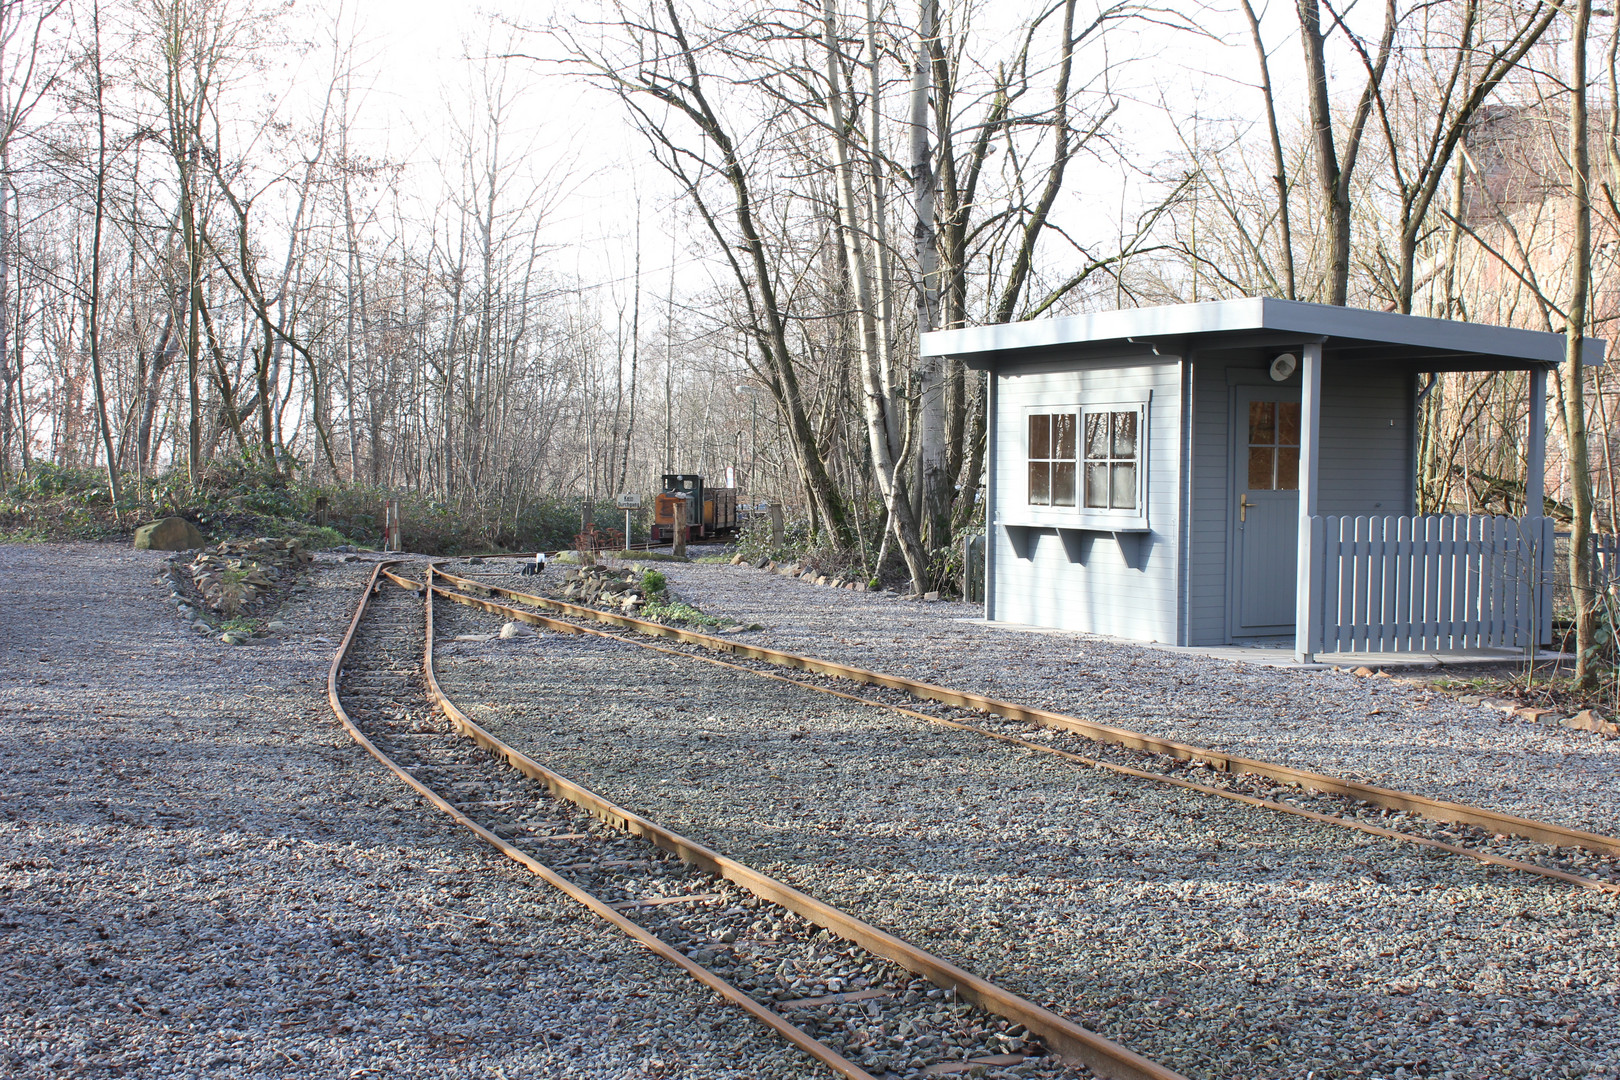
[1295,341,1323,664]
[1526,366,1547,518]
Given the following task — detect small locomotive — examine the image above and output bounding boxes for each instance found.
[649,474,738,544]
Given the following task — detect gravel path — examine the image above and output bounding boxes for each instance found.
[0,543,813,1079]
[632,562,1620,839]
[432,592,1620,1080]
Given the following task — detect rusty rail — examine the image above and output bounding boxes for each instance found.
[430,567,1620,862]
[414,567,1183,1080]
[418,570,1620,897]
[330,565,882,1079]
[343,564,1184,1080]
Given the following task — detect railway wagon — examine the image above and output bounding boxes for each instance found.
[650,474,738,543]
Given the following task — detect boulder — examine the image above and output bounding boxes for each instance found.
[134,517,203,551]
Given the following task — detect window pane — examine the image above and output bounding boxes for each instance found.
[1277,447,1300,490]
[1029,414,1050,460]
[1054,413,1076,459]
[1029,461,1050,504]
[1084,462,1109,508]
[1110,463,1137,509]
[1111,411,1137,458]
[1248,401,1275,445]
[1248,446,1275,490]
[1084,412,1108,459]
[1277,402,1301,447]
[1052,462,1076,506]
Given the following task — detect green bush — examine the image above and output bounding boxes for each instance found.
[641,569,667,596]
[640,596,728,629]
[1,459,646,557]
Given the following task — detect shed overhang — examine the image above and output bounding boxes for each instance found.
[920,297,1606,371]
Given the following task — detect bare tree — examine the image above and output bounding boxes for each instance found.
[84,0,122,506]
[556,0,857,546]
[1296,0,1396,305]
[1565,0,1599,684]
[0,0,65,478]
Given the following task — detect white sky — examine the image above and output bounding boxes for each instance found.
[264,0,1453,318]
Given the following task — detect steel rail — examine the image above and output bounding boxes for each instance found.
[430,567,1620,861]
[328,565,880,1080]
[419,573,1620,898]
[419,568,1183,1080]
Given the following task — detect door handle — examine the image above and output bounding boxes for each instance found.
[1240,493,1253,523]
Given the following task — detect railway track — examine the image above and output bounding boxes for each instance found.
[329,563,1183,1080]
[424,565,1620,896]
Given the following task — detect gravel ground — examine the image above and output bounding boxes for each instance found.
[432,587,1620,1080]
[0,542,817,1079]
[626,561,1620,839]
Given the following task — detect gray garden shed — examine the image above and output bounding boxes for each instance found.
[919,298,1606,662]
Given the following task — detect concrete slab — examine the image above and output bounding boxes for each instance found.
[953,617,1572,670]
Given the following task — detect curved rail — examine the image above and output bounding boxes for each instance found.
[340,564,1185,1080]
[416,566,1182,1080]
[430,566,1620,863]
[330,566,876,1080]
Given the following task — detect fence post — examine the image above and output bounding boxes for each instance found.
[673,497,688,559]
[314,495,329,529]
[964,533,985,603]
[384,499,401,552]
[769,502,784,547]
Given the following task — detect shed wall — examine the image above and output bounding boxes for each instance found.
[1185,355,1415,645]
[989,352,1182,641]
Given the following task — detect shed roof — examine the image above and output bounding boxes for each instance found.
[919,297,1606,370]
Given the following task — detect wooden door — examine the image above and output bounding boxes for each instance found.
[1231,387,1302,636]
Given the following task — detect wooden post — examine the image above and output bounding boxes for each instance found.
[624,508,633,548]
[1527,365,1549,647]
[1295,341,1324,663]
[314,496,329,528]
[769,501,784,547]
[384,499,402,552]
[984,369,998,621]
[673,497,688,558]
[1526,366,1547,518]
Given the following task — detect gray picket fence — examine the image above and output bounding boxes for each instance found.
[1310,514,1554,653]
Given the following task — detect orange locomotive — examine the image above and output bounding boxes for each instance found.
[650,474,738,544]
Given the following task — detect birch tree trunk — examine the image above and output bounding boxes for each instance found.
[1565,0,1599,686]
[85,0,121,508]
[911,0,950,551]
[822,0,929,591]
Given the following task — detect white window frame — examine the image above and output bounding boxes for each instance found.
[1015,399,1149,531]
[1025,410,1080,509]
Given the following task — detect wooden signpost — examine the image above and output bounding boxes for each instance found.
[616,493,641,548]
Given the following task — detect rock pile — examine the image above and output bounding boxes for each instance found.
[556,564,647,614]
[730,553,872,592]
[186,538,314,616]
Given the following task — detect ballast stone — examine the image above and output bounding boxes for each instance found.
[133,516,204,551]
